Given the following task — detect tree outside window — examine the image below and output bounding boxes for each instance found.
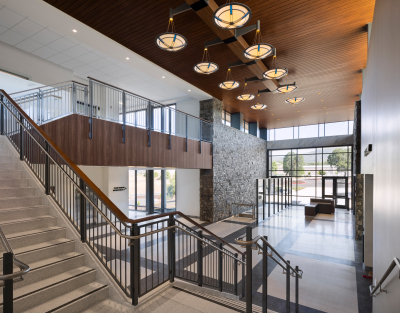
[283,152,304,176]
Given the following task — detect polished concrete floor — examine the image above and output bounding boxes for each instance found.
[96,206,371,312]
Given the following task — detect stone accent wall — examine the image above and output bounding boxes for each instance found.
[353,100,361,175]
[199,98,267,222]
[355,174,364,240]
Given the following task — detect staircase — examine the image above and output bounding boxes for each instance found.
[0,137,109,313]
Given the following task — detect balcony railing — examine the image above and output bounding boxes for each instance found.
[10,78,213,144]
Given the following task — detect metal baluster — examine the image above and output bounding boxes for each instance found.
[79,179,86,242]
[286,260,291,313]
[19,114,23,160]
[234,253,238,295]
[3,252,13,313]
[295,265,300,313]
[89,79,93,138]
[246,226,252,313]
[263,236,268,313]
[219,243,223,292]
[168,215,175,282]
[131,224,139,305]
[185,114,188,152]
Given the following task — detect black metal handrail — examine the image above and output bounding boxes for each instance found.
[370,257,400,296]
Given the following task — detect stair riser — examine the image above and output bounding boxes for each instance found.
[0,171,24,179]
[7,271,98,313]
[0,163,18,170]
[0,206,49,222]
[0,217,57,235]
[51,286,109,313]
[0,196,42,209]
[0,187,35,198]
[0,241,75,268]
[0,179,29,188]
[4,228,66,251]
[0,156,14,163]
[0,255,85,293]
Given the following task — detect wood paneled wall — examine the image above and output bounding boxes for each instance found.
[40,114,212,169]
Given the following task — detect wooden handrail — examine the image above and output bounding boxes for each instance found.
[87,77,212,124]
[0,89,242,256]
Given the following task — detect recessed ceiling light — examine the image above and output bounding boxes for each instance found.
[318,92,321,94]
[321,100,324,102]
[324,107,326,108]
[162,76,165,78]
[126,57,129,60]
[188,90,191,92]
[72,29,77,33]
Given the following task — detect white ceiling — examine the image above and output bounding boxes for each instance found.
[0,0,211,102]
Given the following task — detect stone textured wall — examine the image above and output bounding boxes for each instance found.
[355,174,364,241]
[353,100,361,175]
[199,98,267,222]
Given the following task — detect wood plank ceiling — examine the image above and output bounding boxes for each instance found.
[44,0,375,128]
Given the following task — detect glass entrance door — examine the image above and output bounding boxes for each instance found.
[322,177,349,209]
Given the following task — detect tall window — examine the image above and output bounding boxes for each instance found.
[268,146,352,205]
[244,121,249,133]
[222,110,231,126]
[268,121,354,141]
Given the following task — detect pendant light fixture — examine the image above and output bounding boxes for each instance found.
[285,97,304,104]
[250,103,267,110]
[243,23,274,60]
[276,83,297,94]
[194,48,219,74]
[156,14,187,52]
[263,51,288,79]
[213,1,251,29]
[237,83,255,101]
[219,68,240,90]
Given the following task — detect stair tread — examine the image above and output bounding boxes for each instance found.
[24,251,84,272]
[0,238,73,259]
[0,205,48,212]
[0,215,55,226]
[22,282,108,313]
[6,226,66,240]
[0,186,34,190]
[0,195,41,200]
[6,266,95,301]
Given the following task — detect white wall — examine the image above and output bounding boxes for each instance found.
[176,169,200,217]
[175,97,200,117]
[79,166,129,217]
[0,41,87,87]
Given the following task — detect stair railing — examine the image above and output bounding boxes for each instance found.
[0,227,30,313]
[369,257,400,297]
[0,88,239,307]
[235,226,303,313]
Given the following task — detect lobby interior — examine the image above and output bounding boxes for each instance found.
[0,0,399,313]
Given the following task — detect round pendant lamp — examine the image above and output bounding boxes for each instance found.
[213,2,251,29]
[237,83,255,101]
[250,103,267,110]
[243,28,273,60]
[263,53,288,79]
[156,18,187,52]
[276,83,297,94]
[194,48,219,74]
[285,97,304,104]
[219,68,240,90]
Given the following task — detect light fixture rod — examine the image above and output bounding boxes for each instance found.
[258,88,272,94]
[228,60,245,68]
[234,20,260,38]
[204,37,224,49]
[169,3,192,19]
[246,76,268,83]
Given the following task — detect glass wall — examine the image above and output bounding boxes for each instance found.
[129,169,176,212]
[268,146,352,206]
[222,110,231,126]
[267,120,353,141]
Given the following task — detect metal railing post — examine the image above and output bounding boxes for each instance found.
[263,236,268,313]
[0,95,4,135]
[286,260,291,313]
[199,121,202,153]
[3,252,13,313]
[122,92,126,143]
[295,265,299,313]
[218,242,223,292]
[79,178,86,242]
[168,108,171,150]
[185,115,188,152]
[84,86,89,116]
[246,226,252,313]
[147,101,151,147]
[168,215,175,282]
[19,114,23,160]
[242,254,245,299]
[131,224,139,305]
[45,141,50,195]
[72,82,77,114]
[234,253,238,295]
[197,230,203,287]
[39,89,44,125]
[89,79,93,139]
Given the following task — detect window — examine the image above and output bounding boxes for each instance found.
[268,121,354,141]
[222,110,231,126]
[268,146,352,206]
[244,121,249,133]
